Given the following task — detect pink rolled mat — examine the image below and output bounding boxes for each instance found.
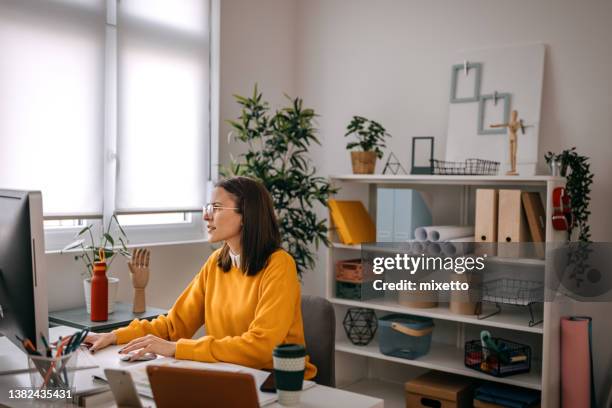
[561,316,595,408]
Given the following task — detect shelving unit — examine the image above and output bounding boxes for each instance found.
[336,338,542,390]
[327,174,570,408]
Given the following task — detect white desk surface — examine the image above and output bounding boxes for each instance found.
[1,326,383,408]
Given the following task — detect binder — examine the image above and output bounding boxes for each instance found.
[474,189,498,242]
[521,192,546,242]
[497,189,529,257]
[376,188,394,241]
[328,200,375,245]
[375,189,432,242]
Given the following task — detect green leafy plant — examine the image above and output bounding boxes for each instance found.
[545,147,593,242]
[344,115,391,159]
[224,85,338,276]
[62,215,131,278]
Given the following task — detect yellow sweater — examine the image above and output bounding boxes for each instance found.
[113,249,317,380]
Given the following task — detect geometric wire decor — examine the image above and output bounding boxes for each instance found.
[343,308,378,346]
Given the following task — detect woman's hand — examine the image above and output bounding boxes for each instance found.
[119,334,177,361]
[84,332,117,353]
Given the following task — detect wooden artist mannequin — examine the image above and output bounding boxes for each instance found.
[128,248,150,313]
[491,110,522,176]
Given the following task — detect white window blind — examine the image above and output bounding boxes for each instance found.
[0,0,106,218]
[115,0,209,214]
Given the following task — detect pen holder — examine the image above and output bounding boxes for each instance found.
[28,351,80,391]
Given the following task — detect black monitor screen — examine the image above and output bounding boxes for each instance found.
[0,190,45,351]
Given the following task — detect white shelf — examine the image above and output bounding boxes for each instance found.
[330,174,562,186]
[336,339,542,391]
[329,297,543,334]
[341,379,405,408]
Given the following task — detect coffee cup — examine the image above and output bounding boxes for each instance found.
[273,343,306,406]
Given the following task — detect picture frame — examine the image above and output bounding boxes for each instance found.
[478,92,511,135]
[411,137,434,175]
[450,62,482,103]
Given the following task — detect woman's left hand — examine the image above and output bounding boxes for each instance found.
[119,334,177,361]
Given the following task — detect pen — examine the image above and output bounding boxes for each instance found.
[73,329,89,353]
[64,334,75,356]
[40,333,52,358]
[16,335,41,356]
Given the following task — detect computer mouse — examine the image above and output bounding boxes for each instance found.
[119,352,157,362]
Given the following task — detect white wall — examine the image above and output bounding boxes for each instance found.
[218,0,298,173]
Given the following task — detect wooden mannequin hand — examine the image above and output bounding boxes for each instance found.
[129,248,150,313]
[128,248,150,289]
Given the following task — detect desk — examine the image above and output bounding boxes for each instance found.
[49,303,168,333]
[1,326,383,408]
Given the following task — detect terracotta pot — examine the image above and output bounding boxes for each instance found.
[350,151,377,174]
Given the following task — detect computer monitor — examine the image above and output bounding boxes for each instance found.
[0,189,48,355]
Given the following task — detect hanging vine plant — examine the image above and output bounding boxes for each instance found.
[545,147,593,242]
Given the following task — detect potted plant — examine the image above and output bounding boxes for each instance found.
[344,115,391,174]
[224,85,338,276]
[544,147,593,242]
[62,215,131,313]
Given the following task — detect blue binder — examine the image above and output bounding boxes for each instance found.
[376,188,431,242]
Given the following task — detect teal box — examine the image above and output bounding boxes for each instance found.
[336,280,381,300]
[376,189,432,242]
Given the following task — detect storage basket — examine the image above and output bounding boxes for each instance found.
[336,259,373,282]
[464,337,531,377]
[335,280,380,300]
[430,158,500,176]
[378,314,434,359]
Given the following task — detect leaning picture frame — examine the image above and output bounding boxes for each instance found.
[411,137,434,175]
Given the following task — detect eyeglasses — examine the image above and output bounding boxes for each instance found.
[203,203,239,218]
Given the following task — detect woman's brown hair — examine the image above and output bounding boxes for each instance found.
[215,176,281,276]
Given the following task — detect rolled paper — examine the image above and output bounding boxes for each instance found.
[414,226,475,242]
[410,240,427,254]
[426,242,442,256]
[414,227,430,241]
[441,237,475,256]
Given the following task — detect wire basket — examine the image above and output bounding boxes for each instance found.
[430,158,500,175]
[478,278,544,326]
[481,278,544,306]
[465,337,531,377]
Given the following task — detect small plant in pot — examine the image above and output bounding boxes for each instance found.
[345,115,391,174]
[62,215,131,314]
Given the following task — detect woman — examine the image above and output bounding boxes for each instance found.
[85,176,317,379]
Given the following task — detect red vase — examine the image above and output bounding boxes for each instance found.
[90,261,108,322]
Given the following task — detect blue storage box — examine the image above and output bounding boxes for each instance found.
[378,314,434,359]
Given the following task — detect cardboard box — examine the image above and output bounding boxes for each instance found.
[405,371,474,408]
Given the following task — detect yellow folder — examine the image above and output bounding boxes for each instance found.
[328,200,375,245]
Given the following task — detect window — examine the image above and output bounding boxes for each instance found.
[0,0,106,217]
[0,0,219,251]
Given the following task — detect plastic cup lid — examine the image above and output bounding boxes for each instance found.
[273,344,306,358]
